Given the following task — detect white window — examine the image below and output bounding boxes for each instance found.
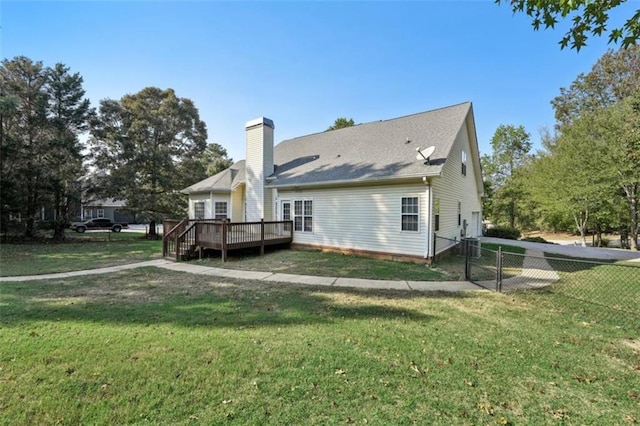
[214,202,227,220]
[281,200,292,231]
[294,200,312,232]
[97,209,105,218]
[84,209,93,219]
[401,197,419,232]
[461,150,467,176]
[194,201,205,219]
[282,201,291,221]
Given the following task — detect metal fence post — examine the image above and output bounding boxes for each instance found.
[433,233,437,261]
[464,238,471,280]
[260,219,265,256]
[496,246,503,293]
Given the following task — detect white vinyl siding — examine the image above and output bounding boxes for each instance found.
[263,188,274,221]
[245,122,274,221]
[231,186,244,222]
[189,193,231,220]
[432,120,482,251]
[278,183,426,257]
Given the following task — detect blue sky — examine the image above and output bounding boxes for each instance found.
[1,1,635,162]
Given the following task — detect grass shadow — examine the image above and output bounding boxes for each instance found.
[193,246,456,282]
[0,268,477,329]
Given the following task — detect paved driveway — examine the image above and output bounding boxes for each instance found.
[124,224,163,234]
[482,237,640,261]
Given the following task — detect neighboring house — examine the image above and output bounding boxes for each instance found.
[182,102,483,262]
[80,198,135,223]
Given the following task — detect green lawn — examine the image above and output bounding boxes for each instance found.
[538,254,640,320]
[1,236,528,283]
[0,236,162,277]
[482,243,526,255]
[432,242,526,282]
[1,268,638,424]
[194,243,526,282]
[194,247,461,281]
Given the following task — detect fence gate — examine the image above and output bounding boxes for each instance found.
[463,238,500,291]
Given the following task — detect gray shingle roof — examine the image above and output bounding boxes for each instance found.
[183,102,473,193]
[83,198,126,208]
[182,161,245,194]
[270,102,471,187]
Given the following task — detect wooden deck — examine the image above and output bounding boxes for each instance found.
[163,219,293,261]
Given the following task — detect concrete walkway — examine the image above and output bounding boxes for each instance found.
[482,237,640,261]
[499,249,559,291]
[0,259,482,292]
[474,249,560,291]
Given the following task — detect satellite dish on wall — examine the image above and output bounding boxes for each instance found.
[416,146,435,164]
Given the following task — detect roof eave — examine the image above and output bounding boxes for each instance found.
[267,171,442,190]
[182,187,233,195]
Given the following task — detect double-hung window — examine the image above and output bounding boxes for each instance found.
[294,200,313,232]
[401,197,419,232]
[214,202,227,220]
[194,201,205,219]
[97,209,105,218]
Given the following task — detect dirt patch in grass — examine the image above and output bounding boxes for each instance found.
[523,231,581,242]
[25,268,438,306]
[30,270,261,304]
[622,339,640,351]
[523,230,622,244]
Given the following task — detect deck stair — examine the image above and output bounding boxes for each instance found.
[162,219,293,262]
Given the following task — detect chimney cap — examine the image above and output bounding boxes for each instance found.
[245,117,275,130]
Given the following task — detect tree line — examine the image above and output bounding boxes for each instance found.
[483,45,640,250]
[0,56,232,240]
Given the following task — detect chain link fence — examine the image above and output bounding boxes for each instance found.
[455,239,640,327]
[433,235,461,259]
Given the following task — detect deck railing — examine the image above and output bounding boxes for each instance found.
[162,219,188,258]
[176,222,198,260]
[163,219,293,261]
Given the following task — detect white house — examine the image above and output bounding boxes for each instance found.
[182,102,483,262]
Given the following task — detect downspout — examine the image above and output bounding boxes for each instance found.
[273,188,279,220]
[210,191,214,220]
[424,177,433,260]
